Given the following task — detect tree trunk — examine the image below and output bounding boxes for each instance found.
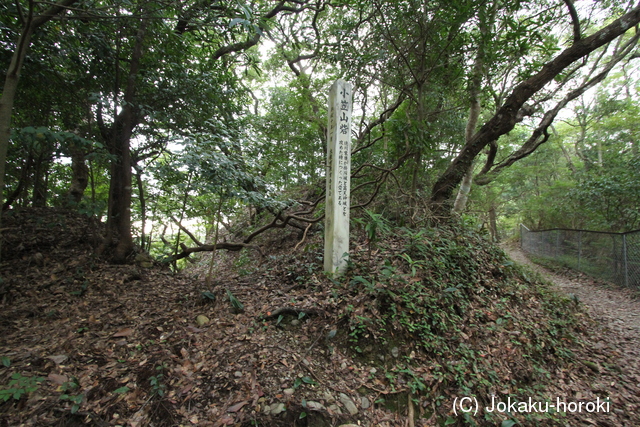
[488,205,499,242]
[101,18,148,263]
[133,164,147,249]
[0,23,35,205]
[430,5,640,216]
[67,147,89,204]
[31,152,51,207]
[411,151,421,196]
[172,170,193,270]
[452,2,494,215]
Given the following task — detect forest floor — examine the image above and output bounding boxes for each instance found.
[3,208,640,426]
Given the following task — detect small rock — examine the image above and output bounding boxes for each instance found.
[582,360,600,373]
[269,402,286,415]
[391,347,399,357]
[306,400,325,411]
[32,252,44,266]
[339,393,358,415]
[323,391,335,403]
[328,404,342,414]
[284,388,295,396]
[196,315,210,326]
[361,396,370,409]
[47,355,68,365]
[234,371,243,378]
[47,373,68,385]
[290,319,300,326]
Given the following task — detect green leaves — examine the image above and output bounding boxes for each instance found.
[149,365,167,397]
[201,291,216,301]
[59,391,83,414]
[0,373,44,402]
[293,376,318,390]
[227,289,245,313]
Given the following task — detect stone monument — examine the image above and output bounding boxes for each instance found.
[324,79,352,275]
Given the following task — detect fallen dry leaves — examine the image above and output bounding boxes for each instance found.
[1,208,640,426]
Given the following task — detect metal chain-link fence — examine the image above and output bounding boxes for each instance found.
[520,225,640,288]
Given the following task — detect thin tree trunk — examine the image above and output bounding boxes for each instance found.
[134,165,146,249]
[32,152,51,207]
[411,151,421,196]
[205,196,224,288]
[67,146,89,204]
[558,140,577,175]
[488,205,499,242]
[452,3,494,214]
[173,170,193,270]
[0,0,77,257]
[88,158,96,204]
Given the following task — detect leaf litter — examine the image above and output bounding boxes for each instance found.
[0,208,639,426]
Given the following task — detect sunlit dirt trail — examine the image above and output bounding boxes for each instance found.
[504,244,640,334]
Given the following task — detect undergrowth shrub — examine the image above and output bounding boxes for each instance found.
[332,223,585,425]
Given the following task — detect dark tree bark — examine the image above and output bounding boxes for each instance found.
[67,146,89,204]
[488,205,499,242]
[133,164,146,248]
[31,151,52,207]
[429,5,640,215]
[97,18,147,263]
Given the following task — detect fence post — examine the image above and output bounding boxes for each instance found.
[555,229,560,259]
[578,231,582,270]
[623,233,629,288]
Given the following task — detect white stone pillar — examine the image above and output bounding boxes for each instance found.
[324,79,352,275]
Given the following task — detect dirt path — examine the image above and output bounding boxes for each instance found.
[502,244,640,425]
[503,244,640,335]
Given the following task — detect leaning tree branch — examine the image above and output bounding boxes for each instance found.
[170,216,203,246]
[170,242,264,261]
[211,0,308,60]
[168,146,411,261]
[429,4,640,210]
[352,91,407,155]
[474,30,640,185]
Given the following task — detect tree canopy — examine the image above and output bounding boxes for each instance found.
[1,0,639,262]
